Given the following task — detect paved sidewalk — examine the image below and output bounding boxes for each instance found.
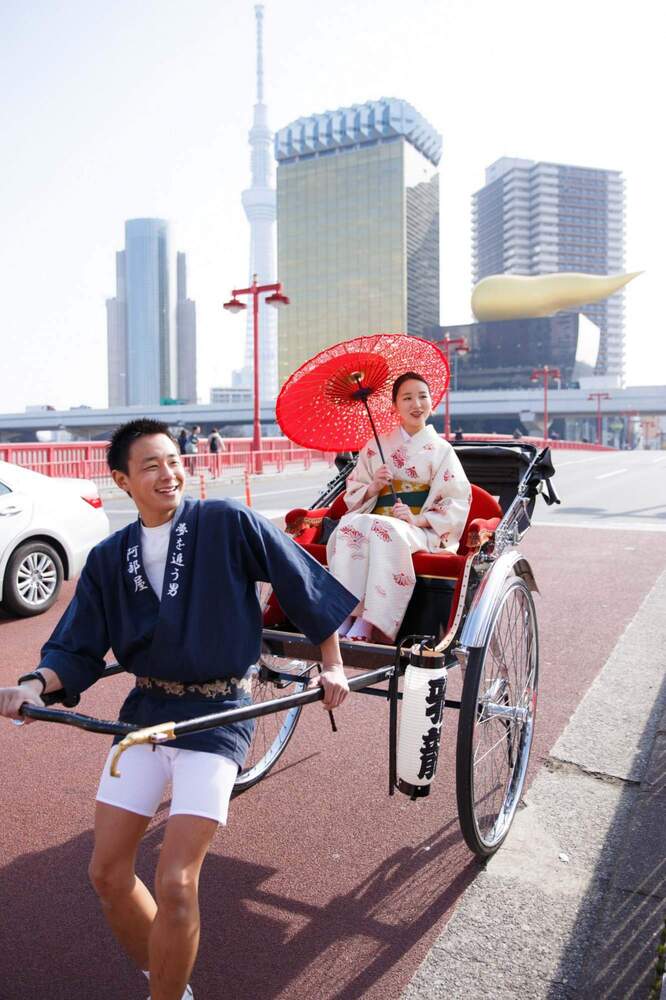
[403,569,666,1000]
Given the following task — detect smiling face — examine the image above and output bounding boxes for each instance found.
[393,378,432,435]
[112,433,185,527]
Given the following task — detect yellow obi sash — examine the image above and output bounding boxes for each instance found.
[374,480,431,516]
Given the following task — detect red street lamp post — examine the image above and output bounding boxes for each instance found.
[223,274,289,473]
[530,366,561,443]
[588,392,611,446]
[435,335,470,439]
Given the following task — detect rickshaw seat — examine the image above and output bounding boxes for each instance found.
[264,485,502,632]
[283,483,502,562]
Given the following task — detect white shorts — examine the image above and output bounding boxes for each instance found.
[96,744,238,825]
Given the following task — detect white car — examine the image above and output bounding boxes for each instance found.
[0,460,110,617]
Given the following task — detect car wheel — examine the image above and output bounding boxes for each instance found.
[2,541,64,617]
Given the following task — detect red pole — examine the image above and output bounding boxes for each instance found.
[444,341,451,439]
[435,334,467,439]
[251,276,263,474]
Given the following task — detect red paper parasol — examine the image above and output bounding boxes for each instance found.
[276,333,449,453]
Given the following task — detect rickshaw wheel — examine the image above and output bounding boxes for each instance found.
[233,655,310,794]
[456,576,538,857]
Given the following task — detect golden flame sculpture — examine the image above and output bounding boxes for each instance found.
[471,271,642,322]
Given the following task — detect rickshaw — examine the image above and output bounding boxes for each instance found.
[23,438,559,860]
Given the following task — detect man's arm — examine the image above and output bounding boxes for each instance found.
[1,550,111,724]
[38,552,110,698]
[314,632,349,710]
[0,666,64,721]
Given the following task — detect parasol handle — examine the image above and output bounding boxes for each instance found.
[355,386,398,506]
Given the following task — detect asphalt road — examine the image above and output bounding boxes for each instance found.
[533,449,666,532]
[1,449,665,1000]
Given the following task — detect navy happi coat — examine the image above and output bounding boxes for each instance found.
[39,498,357,763]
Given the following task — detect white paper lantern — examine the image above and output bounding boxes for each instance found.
[396,646,447,798]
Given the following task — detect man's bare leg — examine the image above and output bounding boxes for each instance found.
[88,801,155,969]
[149,813,218,1000]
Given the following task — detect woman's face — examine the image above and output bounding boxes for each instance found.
[393,379,432,434]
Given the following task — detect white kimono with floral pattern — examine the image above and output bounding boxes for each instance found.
[326,425,472,639]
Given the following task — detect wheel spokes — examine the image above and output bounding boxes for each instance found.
[236,658,311,787]
[470,583,537,846]
[16,553,57,605]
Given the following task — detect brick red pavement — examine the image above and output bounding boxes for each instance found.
[1,527,665,1000]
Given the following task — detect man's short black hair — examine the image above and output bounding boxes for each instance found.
[107,418,178,474]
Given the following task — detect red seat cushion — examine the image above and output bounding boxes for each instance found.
[458,485,503,555]
[284,483,502,569]
[284,507,330,544]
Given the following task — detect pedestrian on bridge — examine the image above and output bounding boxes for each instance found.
[0,417,356,1000]
[207,426,226,478]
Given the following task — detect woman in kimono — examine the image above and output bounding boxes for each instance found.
[327,372,472,643]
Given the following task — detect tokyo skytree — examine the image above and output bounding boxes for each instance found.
[240,4,277,400]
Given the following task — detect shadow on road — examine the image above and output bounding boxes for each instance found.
[198,817,479,1000]
[0,810,478,1000]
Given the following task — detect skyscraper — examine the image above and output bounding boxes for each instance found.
[106,251,127,407]
[236,4,278,401]
[472,158,625,378]
[275,97,441,385]
[106,220,196,407]
[125,218,172,405]
[176,252,197,403]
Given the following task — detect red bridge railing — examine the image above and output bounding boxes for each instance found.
[0,440,338,487]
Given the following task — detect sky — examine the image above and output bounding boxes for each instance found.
[0,0,663,413]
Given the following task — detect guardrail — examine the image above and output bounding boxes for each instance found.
[0,440,337,487]
[0,434,615,488]
[456,433,616,452]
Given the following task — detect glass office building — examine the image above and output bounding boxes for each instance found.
[106,251,128,407]
[275,98,441,385]
[106,220,198,407]
[176,252,197,404]
[423,312,600,391]
[125,218,173,406]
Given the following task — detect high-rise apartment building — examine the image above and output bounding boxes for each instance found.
[275,97,441,385]
[106,220,196,407]
[472,158,625,378]
[176,252,197,404]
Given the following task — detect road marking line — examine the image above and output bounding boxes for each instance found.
[107,484,327,513]
[652,455,666,464]
[229,485,329,500]
[556,456,613,467]
[109,504,293,520]
[595,468,627,480]
[533,519,666,533]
